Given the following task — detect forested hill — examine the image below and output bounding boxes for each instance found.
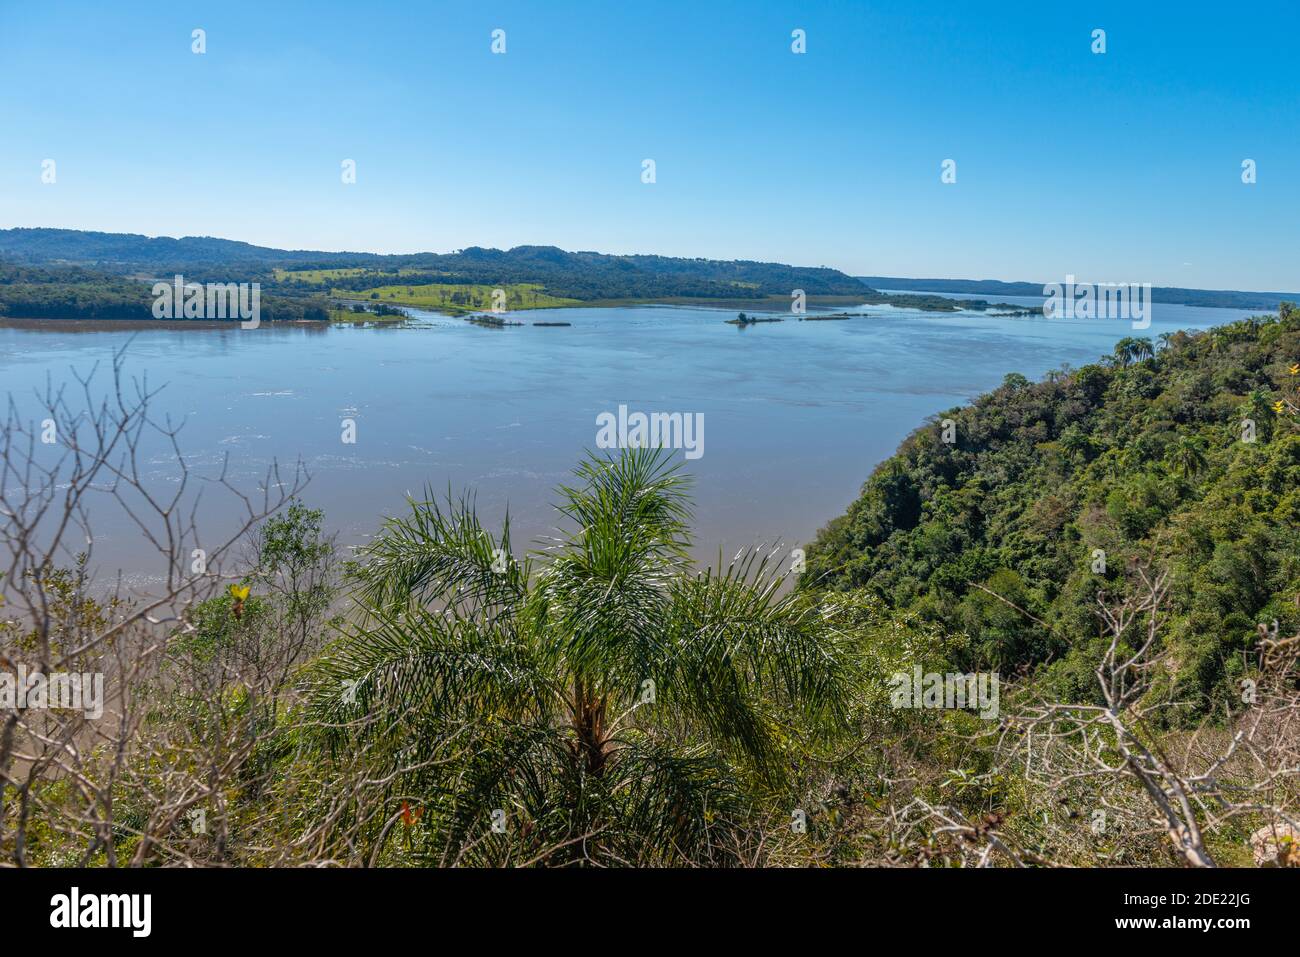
[0,228,1042,319]
[804,306,1300,713]
[0,228,350,268]
[0,228,868,299]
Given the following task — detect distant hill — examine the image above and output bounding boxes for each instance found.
[858,276,1300,311]
[0,228,870,299]
[0,228,366,268]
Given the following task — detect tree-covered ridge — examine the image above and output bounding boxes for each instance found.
[0,264,331,322]
[0,228,869,299]
[805,306,1300,713]
[0,231,1044,319]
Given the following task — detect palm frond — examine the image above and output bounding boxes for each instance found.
[536,448,693,685]
[655,547,863,778]
[350,487,527,616]
[308,604,555,739]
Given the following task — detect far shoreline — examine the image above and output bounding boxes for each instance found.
[0,292,1039,330]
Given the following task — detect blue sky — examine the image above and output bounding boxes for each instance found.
[1,0,1297,289]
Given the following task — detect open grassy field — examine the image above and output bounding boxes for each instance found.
[334,282,582,315]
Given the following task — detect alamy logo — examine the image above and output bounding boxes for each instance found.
[0,665,103,719]
[889,666,999,719]
[1042,275,1151,329]
[152,274,260,329]
[596,404,704,460]
[50,887,151,937]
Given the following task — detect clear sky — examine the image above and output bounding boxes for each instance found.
[1,0,1296,289]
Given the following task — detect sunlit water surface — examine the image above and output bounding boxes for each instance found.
[0,296,1255,584]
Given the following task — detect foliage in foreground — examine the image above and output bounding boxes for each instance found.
[5,312,1298,868]
[296,449,866,865]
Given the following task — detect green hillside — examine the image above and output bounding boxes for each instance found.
[805,306,1300,716]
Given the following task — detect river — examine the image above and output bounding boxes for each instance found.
[0,297,1259,581]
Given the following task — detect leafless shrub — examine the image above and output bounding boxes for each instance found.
[0,348,309,866]
[991,563,1300,867]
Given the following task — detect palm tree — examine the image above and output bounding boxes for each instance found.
[307,449,862,865]
[1112,337,1137,368]
[1166,435,1207,479]
[1131,337,1154,363]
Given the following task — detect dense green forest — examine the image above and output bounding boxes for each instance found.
[0,228,1027,318]
[0,228,868,301]
[0,264,331,322]
[805,305,1300,718]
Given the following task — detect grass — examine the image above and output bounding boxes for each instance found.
[334,282,582,315]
